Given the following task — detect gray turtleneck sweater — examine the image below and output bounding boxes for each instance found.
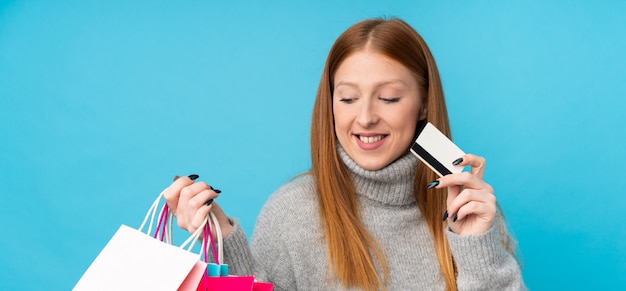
[221,148,525,290]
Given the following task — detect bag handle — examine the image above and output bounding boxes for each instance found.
[180,211,224,264]
[197,212,223,264]
[138,186,224,259]
[180,216,208,250]
[138,189,174,243]
[209,211,224,263]
[139,189,165,235]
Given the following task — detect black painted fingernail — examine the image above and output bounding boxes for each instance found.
[188,174,199,180]
[173,175,180,181]
[453,214,458,222]
[426,181,439,189]
[442,210,449,221]
[452,158,463,166]
[213,189,222,194]
[205,199,214,206]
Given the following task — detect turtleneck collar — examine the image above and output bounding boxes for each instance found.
[337,145,419,206]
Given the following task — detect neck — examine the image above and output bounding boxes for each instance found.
[337,146,419,206]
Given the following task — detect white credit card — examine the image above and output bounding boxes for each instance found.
[410,122,465,177]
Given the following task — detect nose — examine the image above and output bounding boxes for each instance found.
[356,100,378,128]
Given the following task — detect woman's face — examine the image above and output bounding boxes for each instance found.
[333,50,425,171]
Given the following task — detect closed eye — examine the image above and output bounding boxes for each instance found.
[339,98,355,104]
[380,97,400,103]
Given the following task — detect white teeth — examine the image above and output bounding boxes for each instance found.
[359,135,383,144]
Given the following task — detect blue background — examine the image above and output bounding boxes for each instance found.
[1,1,624,290]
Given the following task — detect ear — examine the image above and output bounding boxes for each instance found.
[418,105,427,120]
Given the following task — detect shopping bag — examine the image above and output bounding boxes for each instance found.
[196,212,273,291]
[74,191,207,291]
[199,277,273,291]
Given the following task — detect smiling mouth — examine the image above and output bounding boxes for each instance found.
[356,134,387,144]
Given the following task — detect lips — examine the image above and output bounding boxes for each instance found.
[358,134,385,144]
[354,133,388,150]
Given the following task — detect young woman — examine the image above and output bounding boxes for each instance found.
[164,18,525,290]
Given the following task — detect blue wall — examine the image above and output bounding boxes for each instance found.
[1,1,624,290]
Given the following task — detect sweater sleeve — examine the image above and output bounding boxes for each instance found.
[219,217,293,291]
[446,220,526,291]
[248,194,297,291]
[219,177,316,291]
[220,218,255,275]
[219,204,298,290]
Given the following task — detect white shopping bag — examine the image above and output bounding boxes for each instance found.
[74,190,208,291]
[74,225,204,291]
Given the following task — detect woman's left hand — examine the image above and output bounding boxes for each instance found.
[434,154,496,235]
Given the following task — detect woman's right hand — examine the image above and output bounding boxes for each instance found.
[163,174,225,234]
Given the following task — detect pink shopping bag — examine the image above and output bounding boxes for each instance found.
[197,277,273,291]
[195,213,273,291]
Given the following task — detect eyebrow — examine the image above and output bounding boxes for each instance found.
[334,79,409,89]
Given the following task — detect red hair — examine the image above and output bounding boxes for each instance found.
[311,18,454,290]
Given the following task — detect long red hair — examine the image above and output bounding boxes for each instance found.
[310,18,463,290]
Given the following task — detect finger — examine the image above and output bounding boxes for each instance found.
[452,154,486,179]
[446,188,496,220]
[426,179,461,219]
[437,172,493,193]
[179,182,221,229]
[187,188,219,209]
[446,183,461,210]
[179,181,213,201]
[163,174,199,213]
[449,200,496,223]
[189,204,213,233]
